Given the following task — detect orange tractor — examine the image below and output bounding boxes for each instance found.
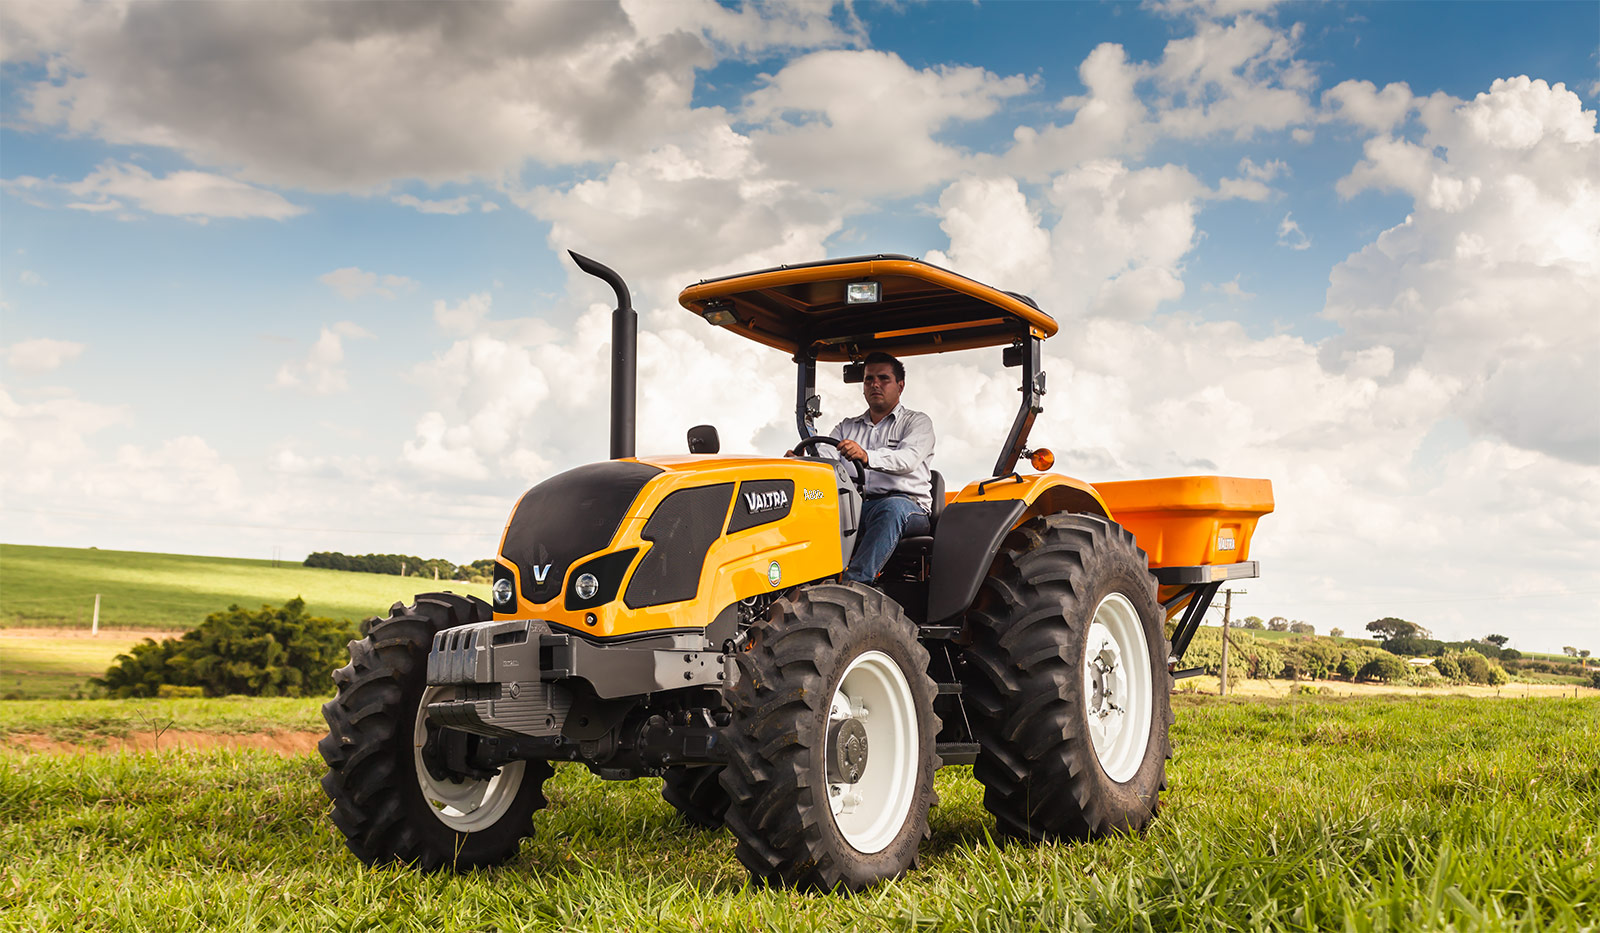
[319,253,1272,890]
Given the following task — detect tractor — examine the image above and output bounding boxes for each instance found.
[319,253,1272,891]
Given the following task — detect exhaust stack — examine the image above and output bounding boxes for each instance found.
[569,251,636,460]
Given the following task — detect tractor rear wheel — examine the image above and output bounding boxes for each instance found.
[319,592,553,870]
[661,765,728,829]
[720,583,939,891]
[960,513,1171,841]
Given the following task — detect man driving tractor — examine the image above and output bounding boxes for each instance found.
[792,351,935,585]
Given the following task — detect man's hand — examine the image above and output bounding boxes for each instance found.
[837,439,867,463]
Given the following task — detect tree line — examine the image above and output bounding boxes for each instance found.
[304,551,496,582]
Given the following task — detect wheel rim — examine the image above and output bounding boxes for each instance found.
[1081,592,1153,783]
[825,649,918,854]
[412,685,527,832]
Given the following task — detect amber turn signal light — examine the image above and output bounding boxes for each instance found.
[1028,448,1055,471]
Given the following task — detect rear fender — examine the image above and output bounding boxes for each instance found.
[925,474,1109,625]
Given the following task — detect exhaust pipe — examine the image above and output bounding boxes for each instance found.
[569,251,636,460]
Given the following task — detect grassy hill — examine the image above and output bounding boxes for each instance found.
[0,543,491,632]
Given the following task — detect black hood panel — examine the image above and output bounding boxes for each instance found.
[501,461,662,604]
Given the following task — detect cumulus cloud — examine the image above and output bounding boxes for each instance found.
[273,321,373,395]
[0,386,125,495]
[524,126,848,294]
[4,337,85,374]
[1322,79,1415,132]
[319,267,418,300]
[1006,16,1315,177]
[2,162,304,221]
[1324,76,1600,464]
[1,2,859,191]
[745,49,1033,198]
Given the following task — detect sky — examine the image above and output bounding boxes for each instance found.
[1,0,1596,654]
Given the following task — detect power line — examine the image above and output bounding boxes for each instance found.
[1279,590,1600,607]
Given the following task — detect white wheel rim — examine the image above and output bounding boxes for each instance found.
[1082,593,1153,783]
[413,685,527,832]
[825,649,918,854]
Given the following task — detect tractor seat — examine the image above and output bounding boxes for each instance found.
[894,471,944,556]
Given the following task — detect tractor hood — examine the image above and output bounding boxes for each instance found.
[500,460,663,605]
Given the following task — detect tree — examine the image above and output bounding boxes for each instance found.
[1289,621,1315,635]
[1367,617,1429,640]
[1482,634,1508,648]
[1329,627,1345,638]
[1563,646,1578,658]
[1268,616,1290,632]
[1240,616,1265,630]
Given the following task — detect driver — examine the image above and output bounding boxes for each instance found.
[802,351,936,586]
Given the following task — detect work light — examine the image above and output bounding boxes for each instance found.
[846,281,879,304]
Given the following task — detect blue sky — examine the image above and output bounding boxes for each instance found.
[1,1,1596,653]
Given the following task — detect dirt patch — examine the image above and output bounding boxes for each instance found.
[3,730,324,756]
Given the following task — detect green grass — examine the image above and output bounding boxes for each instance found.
[3,695,1596,931]
[0,632,148,699]
[0,695,324,743]
[0,543,489,631]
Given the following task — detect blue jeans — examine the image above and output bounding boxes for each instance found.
[843,495,931,584]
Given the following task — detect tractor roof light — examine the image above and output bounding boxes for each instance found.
[845,281,880,304]
[1027,448,1055,471]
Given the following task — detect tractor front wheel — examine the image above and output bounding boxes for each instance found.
[661,765,729,830]
[961,513,1171,841]
[720,583,939,891]
[319,592,552,870]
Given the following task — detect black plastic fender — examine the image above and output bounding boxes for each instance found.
[926,500,1029,625]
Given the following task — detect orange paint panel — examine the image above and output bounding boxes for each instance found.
[1094,476,1274,568]
[495,456,844,637]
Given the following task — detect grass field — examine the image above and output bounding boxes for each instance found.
[0,629,149,699]
[2,694,1596,931]
[0,543,490,631]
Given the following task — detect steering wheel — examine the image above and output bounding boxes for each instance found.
[792,435,866,493]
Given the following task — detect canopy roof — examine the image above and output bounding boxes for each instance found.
[677,255,1057,362]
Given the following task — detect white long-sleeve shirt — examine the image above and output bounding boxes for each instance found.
[820,403,936,512]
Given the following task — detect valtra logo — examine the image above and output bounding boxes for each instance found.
[744,489,790,513]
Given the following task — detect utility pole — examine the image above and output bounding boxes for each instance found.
[1219,587,1246,696]
[91,593,101,636]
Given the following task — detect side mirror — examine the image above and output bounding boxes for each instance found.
[687,424,720,454]
[843,362,864,384]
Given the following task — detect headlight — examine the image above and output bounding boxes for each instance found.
[492,577,514,609]
[575,573,599,600]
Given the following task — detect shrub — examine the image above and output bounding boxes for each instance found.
[1173,627,1243,685]
[1407,666,1447,688]
[96,598,354,699]
[1485,661,1509,686]
[1338,646,1386,679]
[1590,671,1600,690]
[1438,649,1510,686]
[1454,650,1491,684]
[1434,655,1463,682]
[157,684,204,699]
[1238,642,1284,679]
[1359,653,1412,683]
[1278,638,1342,680]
